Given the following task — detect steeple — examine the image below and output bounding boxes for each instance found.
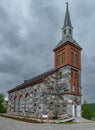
[53,2,82,52]
[64,2,72,27]
[62,2,73,38]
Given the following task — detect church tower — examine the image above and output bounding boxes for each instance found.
[53,3,82,117]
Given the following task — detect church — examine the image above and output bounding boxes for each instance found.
[7,3,82,119]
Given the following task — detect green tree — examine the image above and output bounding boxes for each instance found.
[82,102,92,120]
[0,93,6,113]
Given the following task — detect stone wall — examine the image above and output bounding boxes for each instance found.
[8,66,81,118]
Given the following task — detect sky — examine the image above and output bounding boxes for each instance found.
[0,0,95,103]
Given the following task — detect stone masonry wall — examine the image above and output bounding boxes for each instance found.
[8,67,81,118]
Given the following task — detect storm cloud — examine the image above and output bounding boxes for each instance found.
[0,0,95,103]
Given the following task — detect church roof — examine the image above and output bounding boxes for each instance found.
[27,68,55,83]
[8,69,55,93]
[54,35,82,51]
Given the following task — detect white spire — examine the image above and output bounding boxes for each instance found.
[62,2,73,38]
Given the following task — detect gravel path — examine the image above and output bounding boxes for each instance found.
[0,116,95,130]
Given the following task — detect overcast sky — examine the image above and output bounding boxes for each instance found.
[0,0,95,103]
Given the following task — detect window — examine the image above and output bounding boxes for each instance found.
[70,52,74,63]
[25,95,30,111]
[13,98,16,112]
[34,103,37,111]
[72,84,75,92]
[69,28,72,34]
[50,102,53,110]
[71,71,73,77]
[34,89,37,97]
[75,54,78,64]
[64,29,66,35]
[57,55,60,65]
[14,97,18,112]
[59,72,62,78]
[62,53,65,63]
[19,96,23,111]
[75,72,78,79]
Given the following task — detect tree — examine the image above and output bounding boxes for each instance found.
[82,102,92,120]
[0,94,6,113]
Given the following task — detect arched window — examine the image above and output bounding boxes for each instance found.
[75,54,78,64]
[50,102,53,110]
[16,98,19,112]
[71,71,73,77]
[70,52,74,63]
[19,96,23,111]
[34,103,37,112]
[14,98,16,112]
[57,55,60,65]
[62,53,65,63]
[25,95,30,111]
[64,29,66,35]
[69,28,72,34]
[72,84,76,93]
[59,71,62,78]
[34,89,37,97]
[75,72,78,79]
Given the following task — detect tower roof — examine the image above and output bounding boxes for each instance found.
[53,35,82,51]
[63,2,72,28]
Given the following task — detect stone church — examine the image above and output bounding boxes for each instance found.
[7,3,82,119]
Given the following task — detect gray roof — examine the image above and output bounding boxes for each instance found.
[8,68,55,93]
[27,68,55,83]
[54,35,82,50]
[63,4,72,28]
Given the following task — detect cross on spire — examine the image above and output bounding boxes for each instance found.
[66,1,69,8]
[63,1,72,27]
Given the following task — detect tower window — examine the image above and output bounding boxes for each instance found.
[72,84,75,92]
[57,55,60,65]
[75,54,78,64]
[70,52,74,63]
[64,29,66,35]
[75,72,78,79]
[71,71,73,77]
[69,29,72,34]
[62,53,65,63]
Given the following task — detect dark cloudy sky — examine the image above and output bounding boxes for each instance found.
[0,0,95,103]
